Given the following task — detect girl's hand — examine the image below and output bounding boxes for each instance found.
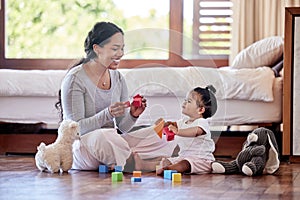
[164,121,177,128]
[168,124,178,134]
[109,101,130,117]
[130,96,147,118]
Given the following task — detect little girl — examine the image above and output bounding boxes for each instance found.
[134,85,218,175]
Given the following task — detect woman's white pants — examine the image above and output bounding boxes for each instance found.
[72,126,176,170]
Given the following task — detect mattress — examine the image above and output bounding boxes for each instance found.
[0,77,282,129]
[0,67,282,129]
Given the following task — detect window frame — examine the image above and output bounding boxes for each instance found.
[0,0,228,70]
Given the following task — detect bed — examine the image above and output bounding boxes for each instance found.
[0,36,284,157]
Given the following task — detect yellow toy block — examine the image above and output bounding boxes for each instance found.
[172,173,182,182]
[133,171,142,177]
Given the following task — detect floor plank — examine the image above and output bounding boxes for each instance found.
[0,155,299,200]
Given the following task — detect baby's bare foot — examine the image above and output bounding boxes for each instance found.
[160,158,171,168]
[156,158,171,176]
[156,167,164,176]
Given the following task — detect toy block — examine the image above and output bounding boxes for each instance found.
[164,170,177,180]
[132,94,143,107]
[111,172,123,182]
[133,171,142,177]
[154,119,164,139]
[172,173,182,182]
[163,127,175,141]
[98,165,108,173]
[131,177,142,182]
[114,165,123,172]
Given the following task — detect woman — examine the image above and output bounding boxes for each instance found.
[56,22,174,172]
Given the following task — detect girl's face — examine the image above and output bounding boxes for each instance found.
[182,91,203,118]
[95,32,124,69]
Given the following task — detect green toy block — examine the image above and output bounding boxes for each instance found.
[111,172,123,182]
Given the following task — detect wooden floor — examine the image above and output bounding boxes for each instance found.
[0,155,299,200]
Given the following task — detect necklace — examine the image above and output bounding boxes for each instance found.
[84,63,110,88]
[100,70,109,87]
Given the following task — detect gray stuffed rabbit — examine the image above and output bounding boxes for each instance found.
[212,127,280,176]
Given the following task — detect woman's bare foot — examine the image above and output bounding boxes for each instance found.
[133,152,160,172]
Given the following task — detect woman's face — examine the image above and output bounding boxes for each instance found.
[96,32,124,69]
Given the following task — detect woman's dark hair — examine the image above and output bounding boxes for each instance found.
[55,22,124,121]
[193,85,217,119]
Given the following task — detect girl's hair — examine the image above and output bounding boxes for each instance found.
[55,22,124,121]
[193,85,217,119]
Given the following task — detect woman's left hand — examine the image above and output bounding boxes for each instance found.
[130,96,147,118]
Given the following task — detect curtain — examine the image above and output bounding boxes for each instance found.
[229,0,300,64]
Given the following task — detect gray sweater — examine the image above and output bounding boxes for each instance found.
[61,65,137,135]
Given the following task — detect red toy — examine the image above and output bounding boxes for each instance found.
[163,127,175,141]
[132,94,143,107]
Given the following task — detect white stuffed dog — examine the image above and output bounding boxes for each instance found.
[35,120,80,173]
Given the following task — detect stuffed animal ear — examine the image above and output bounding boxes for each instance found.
[266,130,279,153]
[247,133,258,143]
[37,142,46,151]
[69,121,79,129]
[265,133,280,174]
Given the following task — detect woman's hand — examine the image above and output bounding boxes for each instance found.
[130,96,147,118]
[109,101,130,117]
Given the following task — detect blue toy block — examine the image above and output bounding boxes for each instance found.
[164,170,177,180]
[131,177,142,182]
[98,165,108,173]
[114,165,123,172]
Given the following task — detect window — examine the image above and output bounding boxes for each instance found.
[183,0,232,59]
[0,0,231,69]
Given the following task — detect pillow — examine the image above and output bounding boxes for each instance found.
[232,36,283,69]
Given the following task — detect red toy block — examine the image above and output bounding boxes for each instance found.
[132,94,143,107]
[163,127,175,141]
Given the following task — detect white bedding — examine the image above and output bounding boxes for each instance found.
[123,66,275,102]
[0,66,275,102]
[0,67,281,129]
